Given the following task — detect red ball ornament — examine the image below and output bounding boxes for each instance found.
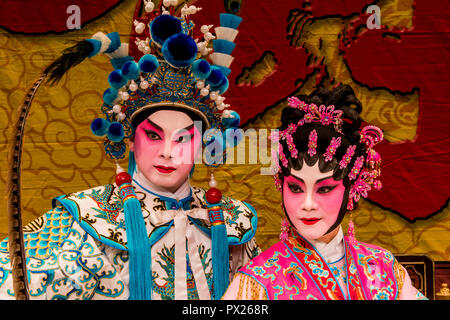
[115,172,132,186]
[205,187,222,204]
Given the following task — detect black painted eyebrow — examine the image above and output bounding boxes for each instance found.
[146,118,163,132]
[146,119,194,134]
[289,174,334,184]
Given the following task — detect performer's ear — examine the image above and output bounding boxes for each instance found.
[129,136,135,152]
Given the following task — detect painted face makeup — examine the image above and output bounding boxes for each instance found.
[129,110,202,192]
[282,161,346,242]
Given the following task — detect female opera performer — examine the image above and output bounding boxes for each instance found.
[222,85,426,300]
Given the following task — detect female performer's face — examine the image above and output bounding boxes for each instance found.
[282,162,346,242]
[129,110,202,192]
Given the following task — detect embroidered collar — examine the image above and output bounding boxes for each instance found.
[132,167,193,210]
[132,178,193,210]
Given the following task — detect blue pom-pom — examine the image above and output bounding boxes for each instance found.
[108,70,127,89]
[192,59,211,79]
[85,39,102,57]
[138,54,159,73]
[162,33,198,68]
[122,61,140,80]
[206,66,224,87]
[111,56,134,70]
[211,76,229,94]
[212,39,236,55]
[222,111,240,128]
[103,88,118,105]
[150,15,182,46]
[220,13,243,29]
[217,76,229,94]
[105,32,121,53]
[107,122,125,142]
[91,118,110,136]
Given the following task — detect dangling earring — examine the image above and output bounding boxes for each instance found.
[280,219,289,242]
[347,212,356,245]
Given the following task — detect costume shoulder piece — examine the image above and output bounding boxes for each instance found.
[0,206,74,271]
[54,184,257,250]
[349,238,396,266]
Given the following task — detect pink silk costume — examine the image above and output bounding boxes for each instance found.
[222,227,426,300]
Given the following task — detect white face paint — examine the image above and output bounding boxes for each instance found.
[129,110,202,193]
[282,162,346,242]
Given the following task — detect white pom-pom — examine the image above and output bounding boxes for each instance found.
[170,0,178,6]
[222,110,231,118]
[200,25,213,34]
[140,80,149,90]
[117,112,126,122]
[143,46,151,54]
[91,32,111,54]
[200,85,210,97]
[104,43,129,59]
[134,21,145,34]
[204,32,215,42]
[216,96,226,104]
[144,1,155,12]
[112,105,122,113]
[129,80,138,92]
[121,91,130,101]
[209,91,219,100]
[163,0,171,7]
[181,4,188,16]
[196,80,205,89]
[188,5,201,14]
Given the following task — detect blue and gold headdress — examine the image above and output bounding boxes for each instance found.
[51,5,245,160]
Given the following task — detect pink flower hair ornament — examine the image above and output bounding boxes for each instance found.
[346,125,384,210]
[287,96,344,133]
[274,96,384,212]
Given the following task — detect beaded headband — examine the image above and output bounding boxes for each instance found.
[271,96,383,211]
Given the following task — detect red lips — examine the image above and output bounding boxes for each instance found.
[301,218,320,225]
[154,165,176,174]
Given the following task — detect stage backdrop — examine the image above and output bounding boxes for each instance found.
[0,0,449,261]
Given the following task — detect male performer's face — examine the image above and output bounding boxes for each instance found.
[129,110,202,192]
[282,162,345,242]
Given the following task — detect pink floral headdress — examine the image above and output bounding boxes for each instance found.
[271,96,383,211]
[347,125,383,210]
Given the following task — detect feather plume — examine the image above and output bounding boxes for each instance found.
[43,40,94,85]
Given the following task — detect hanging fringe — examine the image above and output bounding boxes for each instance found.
[207,205,229,299]
[118,179,152,300]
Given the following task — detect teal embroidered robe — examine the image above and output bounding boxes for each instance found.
[0,184,260,300]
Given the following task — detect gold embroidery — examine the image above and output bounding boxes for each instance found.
[250,276,260,300]
[393,259,406,299]
[237,274,245,300]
